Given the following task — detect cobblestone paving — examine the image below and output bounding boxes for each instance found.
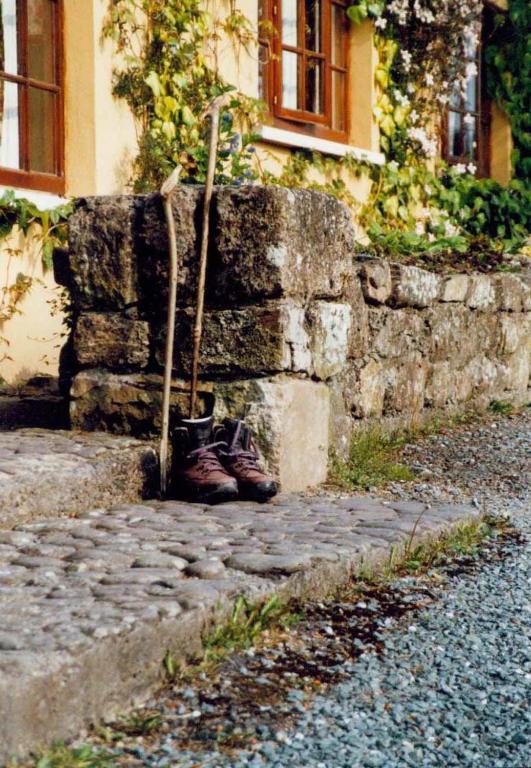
[0,429,157,528]
[0,495,476,655]
[0,480,478,761]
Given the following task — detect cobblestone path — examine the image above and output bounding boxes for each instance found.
[0,427,479,762]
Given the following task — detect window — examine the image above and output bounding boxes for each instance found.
[0,0,63,193]
[260,0,349,141]
[444,29,490,176]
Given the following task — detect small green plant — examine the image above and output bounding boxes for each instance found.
[203,595,300,662]
[488,399,514,415]
[31,744,113,768]
[329,427,415,490]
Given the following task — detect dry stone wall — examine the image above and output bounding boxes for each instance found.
[55,187,531,491]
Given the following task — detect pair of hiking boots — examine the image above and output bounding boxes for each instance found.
[172,415,277,505]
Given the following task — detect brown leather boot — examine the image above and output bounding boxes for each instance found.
[215,418,278,502]
[171,416,238,505]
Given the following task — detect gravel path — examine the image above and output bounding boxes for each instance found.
[102,411,530,768]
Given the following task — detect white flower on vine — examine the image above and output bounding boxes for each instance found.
[465,62,478,79]
[425,73,435,87]
[387,160,399,172]
[463,113,474,125]
[407,82,416,94]
[454,163,467,175]
[444,220,459,237]
[415,221,425,236]
[467,163,477,174]
[438,93,449,105]
[394,89,410,106]
[409,109,419,124]
[375,17,387,30]
[407,126,437,158]
[400,49,412,72]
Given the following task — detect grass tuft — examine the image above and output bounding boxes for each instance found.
[30,744,113,768]
[203,595,301,663]
[329,427,415,490]
[488,398,513,415]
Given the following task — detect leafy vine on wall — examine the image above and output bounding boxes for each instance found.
[0,191,71,354]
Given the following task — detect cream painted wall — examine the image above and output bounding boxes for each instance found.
[64,0,138,196]
[0,229,65,383]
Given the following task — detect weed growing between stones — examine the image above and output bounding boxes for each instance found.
[329,427,416,490]
[488,399,514,415]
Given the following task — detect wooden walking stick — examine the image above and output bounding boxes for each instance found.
[189,94,229,419]
[159,164,183,496]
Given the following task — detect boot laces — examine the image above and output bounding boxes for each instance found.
[228,422,260,471]
[188,441,227,478]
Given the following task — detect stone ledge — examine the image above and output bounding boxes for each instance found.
[0,493,480,761]
[0,430,158,529]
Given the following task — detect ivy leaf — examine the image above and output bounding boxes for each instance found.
[347,4,368,25]
[145,71,162,97]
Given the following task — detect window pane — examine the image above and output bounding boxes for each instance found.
[0,0,18,75]
[464,118,477,160]
[332,70,345,130]
[282,51,299,110]
[449,81,461,109]
[258,43,268,103]
[305,57,323,114]
[29,86,56,173]
[305,0,321,53]
[282,0,298,47]
[331,4,345,67]
[28,0,56,83]
[465,73,477,112]
[0,78,19,168]
[448,110,461,157]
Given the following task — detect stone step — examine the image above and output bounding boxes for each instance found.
[0,490,479,762]
[0,394,69,431]
[0,429,158,529]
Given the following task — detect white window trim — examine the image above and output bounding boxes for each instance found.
[257,125,385,166]
[0,186,67,208]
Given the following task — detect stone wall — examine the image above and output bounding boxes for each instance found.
[55,187,531,491]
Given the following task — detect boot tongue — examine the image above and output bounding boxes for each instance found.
[223,418,250,452]
[179,415,214,450]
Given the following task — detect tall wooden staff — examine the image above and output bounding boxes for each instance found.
[159,165,182,496]
[189,94,229,419]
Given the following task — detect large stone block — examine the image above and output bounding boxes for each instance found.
[213,377,330,492]
[70,370,214,437]
[383,353,427,415]
[344,359,386,419]
[307,301,352,379]
[213,186,355,302]
[156,301,312,378]
[499,347,530,392]
[425,361,458,408]
[73,313,150,370]
[140,188,202,309]
[425,305,477,365]
[492,273,527,312]
[358,260,392,305]
[497,314,530,356]
[368,307,427,359]
[390,264,441,308]
[155,299,353,380]
[466,275,496,310]
[440,274,469,303]
[345,275,369,358]
[65,197,143,310]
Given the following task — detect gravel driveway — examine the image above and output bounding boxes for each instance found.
[91,412,531,768]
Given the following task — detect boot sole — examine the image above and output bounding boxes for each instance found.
[238,483,278,504]
[173,482,239,506]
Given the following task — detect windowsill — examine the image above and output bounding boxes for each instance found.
[256,125,385,166]
[0,186,68,208]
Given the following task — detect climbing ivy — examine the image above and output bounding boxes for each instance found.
[0,190,71,357]
[484,0,531,180]
[103,0,263,190]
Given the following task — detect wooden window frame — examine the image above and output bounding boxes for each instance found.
[443,25,490,177]
[0,0,64,194]
[260,0,349,144]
